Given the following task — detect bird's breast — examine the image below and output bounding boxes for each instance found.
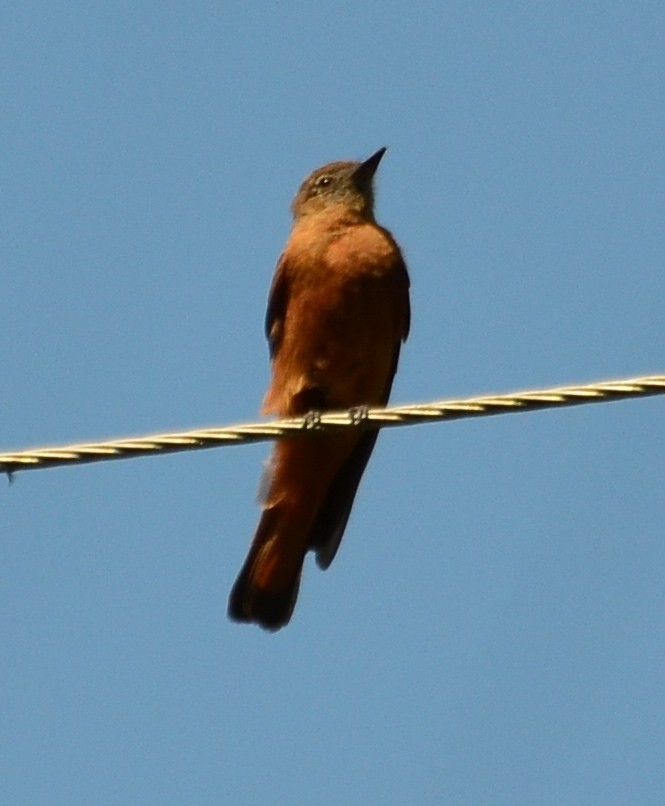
[270,222,405,412]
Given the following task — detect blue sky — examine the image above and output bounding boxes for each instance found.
[2,3,664,804]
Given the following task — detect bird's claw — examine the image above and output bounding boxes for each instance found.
[302,410,322,430]
[348,405,369,425]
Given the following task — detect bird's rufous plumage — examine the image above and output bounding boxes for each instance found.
[228,147,410,630]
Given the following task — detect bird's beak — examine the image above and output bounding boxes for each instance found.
[353,147,387,184]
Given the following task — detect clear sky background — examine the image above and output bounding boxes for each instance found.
[2,4,664,804]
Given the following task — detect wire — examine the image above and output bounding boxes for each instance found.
[1,374,663,476]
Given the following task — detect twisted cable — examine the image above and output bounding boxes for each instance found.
[1,374,663,475]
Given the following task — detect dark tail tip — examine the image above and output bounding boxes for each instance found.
[227,564,301,632]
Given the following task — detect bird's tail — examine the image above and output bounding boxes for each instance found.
[227,505,305,631]
[228,431,380,630]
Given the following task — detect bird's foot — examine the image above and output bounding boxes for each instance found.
[348,405,369,425]
[302,410,322,430]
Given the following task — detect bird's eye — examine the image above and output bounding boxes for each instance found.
[316,175,332,188]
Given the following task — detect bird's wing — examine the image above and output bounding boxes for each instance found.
[264,253,290,359]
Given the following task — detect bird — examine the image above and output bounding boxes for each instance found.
[228,147,411,631]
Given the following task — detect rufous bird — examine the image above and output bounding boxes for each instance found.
[228,147,410,630]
